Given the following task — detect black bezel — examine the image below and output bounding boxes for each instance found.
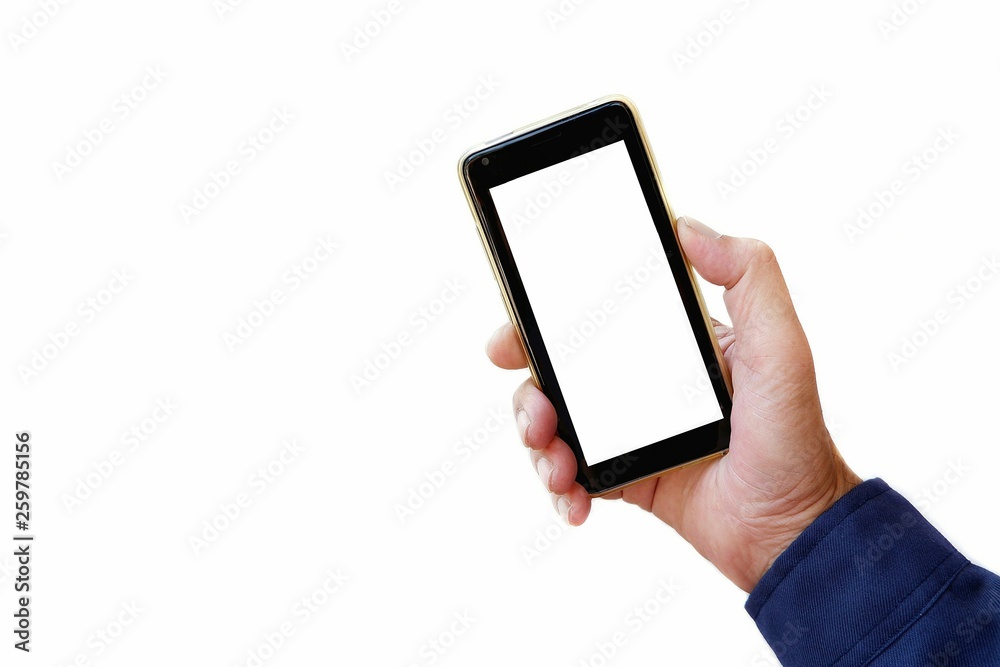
[462,100,732,495]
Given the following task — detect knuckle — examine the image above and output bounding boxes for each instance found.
[748,238,776,264]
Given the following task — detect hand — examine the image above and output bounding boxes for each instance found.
[485,216,861,592]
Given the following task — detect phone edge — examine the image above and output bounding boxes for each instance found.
[457,94,734,498]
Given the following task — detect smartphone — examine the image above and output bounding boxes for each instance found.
[458,96,733,496]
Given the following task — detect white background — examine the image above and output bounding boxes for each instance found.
[491,141,723,465]
[1,0,998,665]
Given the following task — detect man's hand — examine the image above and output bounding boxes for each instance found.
[485,216,861,592]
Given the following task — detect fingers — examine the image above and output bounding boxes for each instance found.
[526,429,591,525]
[711,319,736,355]
[677,216,807,352]
[551,484,592,526]
[513,378,557,450]
[486,322,528,370]
[530,436,579,495]
[510,377,591,525]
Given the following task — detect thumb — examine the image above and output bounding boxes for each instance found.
[676,216,805,350]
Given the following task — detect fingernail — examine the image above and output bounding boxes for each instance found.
[515,408,531,446]
[680,216,721,239]
[535,457,553,491]
[556,496,572,525]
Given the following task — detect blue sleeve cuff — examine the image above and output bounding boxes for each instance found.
[745,478,969,666]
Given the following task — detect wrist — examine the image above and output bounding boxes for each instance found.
[745,457,862,591]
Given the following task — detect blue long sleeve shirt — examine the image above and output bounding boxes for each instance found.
[746,478,1000,666]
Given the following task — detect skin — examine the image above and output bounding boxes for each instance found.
[485,216,862,593]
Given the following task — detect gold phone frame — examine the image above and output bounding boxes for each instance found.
[458,95,733,496]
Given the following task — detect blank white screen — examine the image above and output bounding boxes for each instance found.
[489,141,722,465]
